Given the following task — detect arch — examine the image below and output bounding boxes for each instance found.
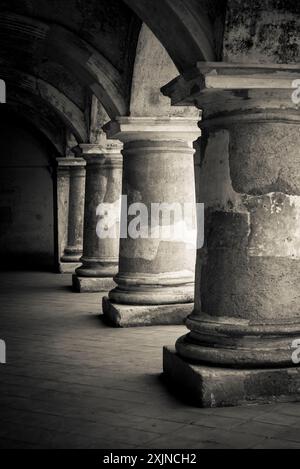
[1,68,87,142]
[123,0,222,73]
[130,24,178,116]
[47,25,127,118]
[0,55,86,112]
[130,23,198,117]
[0,12,127,118]
[130,24,199,118]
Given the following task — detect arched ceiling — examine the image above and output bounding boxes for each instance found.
[0,55,86,112]
[0,0,228,152]
[0,10,139,117]
[1,68,87,142]
[6,88,68,155]
[0,0,140,74]
[0,1,142,152]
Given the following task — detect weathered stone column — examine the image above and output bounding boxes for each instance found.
[56,158,70,272]
[102,116,200,327]
[72,142,123,292]
[162,63,300,406]
[61,157,86,271]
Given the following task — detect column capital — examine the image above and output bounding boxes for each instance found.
[73,141,123,167]
[103,116,201,144]
[162,62,300,119]
[74,144,105,165]
[56,157,86,168]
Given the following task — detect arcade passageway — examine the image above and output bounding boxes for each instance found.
[1,0,300,449]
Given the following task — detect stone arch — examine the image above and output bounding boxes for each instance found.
[123,0,226,73]
[0,12,127,118]
[1,68,87,142]
[130,23,198,117]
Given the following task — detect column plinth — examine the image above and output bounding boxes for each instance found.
[102,117,200,327]
[162,63,300,406]
[60,158,86,272]
[72,142,123,292]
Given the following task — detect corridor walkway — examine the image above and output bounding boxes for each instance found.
[0,272,299,449]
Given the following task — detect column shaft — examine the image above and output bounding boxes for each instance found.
[56,158,70,272]
[61,158,86,271]
[102,117,200,326]
[72,143,123,292]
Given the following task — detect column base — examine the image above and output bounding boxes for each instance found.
[102,297,193,327]
[59,262,82,273]
[163,347,300,408]
[72,274,116,293]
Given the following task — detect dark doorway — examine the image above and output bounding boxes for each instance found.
[0,111,58,271]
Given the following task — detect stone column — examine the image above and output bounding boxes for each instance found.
[102,116,200,327]
[72,142,123,292]
[60,157,86,272]
[162,63,300,407]
[56,158,70,272]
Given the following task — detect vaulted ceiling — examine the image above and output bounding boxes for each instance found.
[0,0,142,153]
[2,0,298,156]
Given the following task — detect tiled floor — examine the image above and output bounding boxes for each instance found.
[0,271,300,449]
